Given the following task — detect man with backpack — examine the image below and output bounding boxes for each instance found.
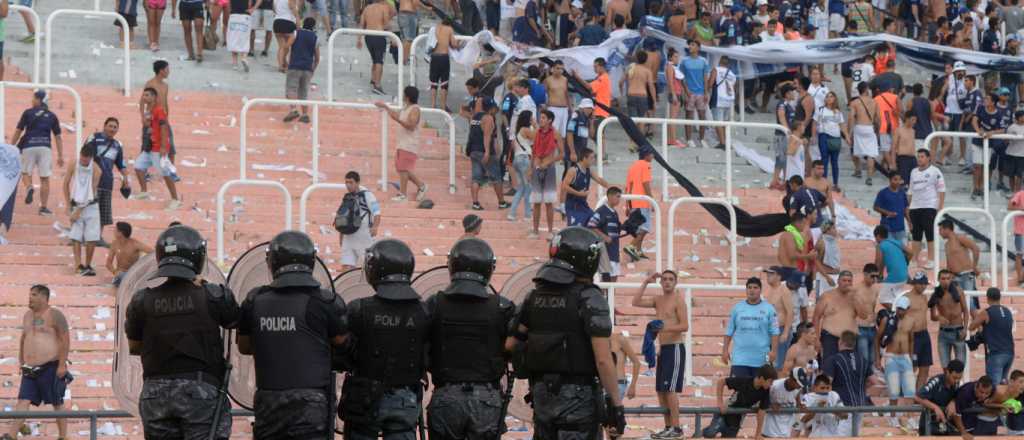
[335,171,381,271]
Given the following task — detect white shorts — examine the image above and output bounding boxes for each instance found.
[829,13,845,33]
[250,9,273,31]
[879,134,892,153]
[972,144,988,166]
[711,106,733,122]
[878,282,906,305]
[227,14,252,53]
[20,147,53,177]
[549,106,569,137]
[598,244,621,276]
[853,125,879,158]
[872,0,888,11]
[340,239,368,267]
[69,204,101,243]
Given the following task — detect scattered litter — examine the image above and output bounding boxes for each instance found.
[319,225,333,235]
[673,229,689,236]
[99,42,114,49]
[60,123,76,133]
[191,129,211,135]
[0,358,15,365]
[296,167,327,180]
[68,70,77,79]
[423,248,434,257]
[181,157,207,168]
[121,212,153,220]
[115,59,123,65]
[710,258,722,264]
[252,164,295,172]
[91,48,102,57]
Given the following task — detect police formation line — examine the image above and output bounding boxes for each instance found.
[125,225,626,439]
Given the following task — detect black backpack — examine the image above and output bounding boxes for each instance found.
[334,191,369,234]
[877,309,900,349]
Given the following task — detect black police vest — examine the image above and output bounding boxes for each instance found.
[429,293,506,385]
[523,283,597,377]
[355,297,429,387]
[250,287,333,390]
[140,284,225,379]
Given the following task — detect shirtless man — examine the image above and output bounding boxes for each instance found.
[813,271,862,362]
[543,61,571,137]
[609,331,641,401]
[778,212,815,273]
[782,323,819,380]
[5,285,70,440]
[358,0,395,95]
[429,18,461,111]
[105,221,153,287]
[937,219,981,310]
[891,110,919,184]
[853,264,881,368]
[140,60,176,165]
[848,82,880,184]
[633,270,689,439]
[975,370,1024,435]
[764,267,794,370]
[621,51,656,138]
[397,0,423,66]
[876,295,917,430]
[604,0,631,30]
[905,271,933,390]
[804,162,836,221]
[930,269,970,371]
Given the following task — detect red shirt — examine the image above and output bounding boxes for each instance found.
[149,106,168,153]
[533,126,557,159]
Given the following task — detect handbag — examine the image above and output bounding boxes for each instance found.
[203,15,219,51]
[826,136,842,153]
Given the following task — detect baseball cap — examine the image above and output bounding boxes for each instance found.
[578,98,594,109]
[909,271,929,285]
[33,89,46,101]
[953,61,967,72]
[996,87,1012,96]
[571,0,583,8]
[785,271,805,286]
[894,295,911,310]
[765,266,784,274]
[731,4,746,13]
[757,0,768,5]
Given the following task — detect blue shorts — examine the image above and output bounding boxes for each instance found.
[655,343,685,393]
[638,207,652,233]
[17,361,70,406]
[134,151,175,176]
[913,330,933,367]
[469,151,500,185]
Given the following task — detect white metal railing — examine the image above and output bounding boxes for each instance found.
[594,282,746,387]
[10,5,41,83]
[595,117,787,202]
[1001,211,1024,289]
[408,32,474,86]
[667,197,738,285]
[0,82,83,151]
[215,179,293,266]
[595,194,662,273]
[45,9,130,96]
[933,207,996,286]
[326,28,404,103]
[298,183,348,233]
[921,131,1024,211]
[238,98,457,193]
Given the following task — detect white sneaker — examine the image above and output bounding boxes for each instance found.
[0,235,8,245]
[700,139,711,149]
[165,199,182,211]
[130,192,152,200]
[888,417,901,428]
[958,158,967,166]
[391,194,407,202]
[687,140,697,149]
[906,417,919,431]
[416,184,428,201]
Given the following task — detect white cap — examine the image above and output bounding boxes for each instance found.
[894,295,911,310]
[757,0,768,5]
[953,61,967,72]
[723,0,733,5]
[578,98,594,109]
[571,0,583,8]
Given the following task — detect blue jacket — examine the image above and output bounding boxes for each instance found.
[643,320,664,368]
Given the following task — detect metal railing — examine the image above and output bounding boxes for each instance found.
[326,28,404,103]
[595,194,662,272]
[45,9,130,96]
[595,116,787,203]
[667,197,738,285]
[238,98,457,193]
[0,409,254,440]
[933,207,996,286]
[0,81,84,151]
[298,183,349,233]
[921,131,1024,211]
[408,32,474,87]
[215,179,293,265]
[10,5,41,83]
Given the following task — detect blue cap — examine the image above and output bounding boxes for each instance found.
[785,271,805,286]
[33,89,46,101]
[894,295,911,310]
[909,271,929,285]
[731,4,746,13]
[959,6,970,15]
[996,87,1012,96]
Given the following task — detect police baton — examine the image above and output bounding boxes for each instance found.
[207,363,233,440]
[497,368,515,436]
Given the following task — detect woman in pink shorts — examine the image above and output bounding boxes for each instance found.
[208,0,230,47]
[144,0,167,51]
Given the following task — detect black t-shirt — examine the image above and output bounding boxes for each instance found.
[954,382,985,429]
[726,377,771,409]
[917,374,958,409]
[258,0,274,10]
[972,106,1009,146]
[231,0,251,13]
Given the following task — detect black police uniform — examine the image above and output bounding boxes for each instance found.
[511,226,623,440]
[425,238,516,440]
[339,239,430,440]
[238,231,347,440]
[124,226,239,440]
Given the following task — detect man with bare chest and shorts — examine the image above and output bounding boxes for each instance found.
[853,264,881,368]
[930,269,969,369]
[105,221,153,287]
[622,51,656,137]
[604,0,631,29]
[6,285,70,440]
[804,162,835,223]
[876,295,917,430]
[938,219,980,310]
[848,83,880,184]
[904,272,933,390]
[814,271,862,362]
[543,61,571,137]
[430,18,461,111]
[763,267,794,370]
[633,270,689,439]
[609,331,641,401]
[358,0,395,95]
[140,61,178,170]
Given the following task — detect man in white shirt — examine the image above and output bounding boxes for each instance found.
[759,18,784,42]
[762,372,803,438]
[907,149,946,268]
[509,78,536,142]
[943,62,970,166]
[711,56,737,150]
[849,55,875,99]
[339,171,382,271]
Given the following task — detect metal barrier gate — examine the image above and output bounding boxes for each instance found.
[45,9,130,96]
[215,179,293,266]
[326,28,404,103]
[0,81,83,150]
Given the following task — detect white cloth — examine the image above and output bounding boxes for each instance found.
[786,144,804,180]
[72,162,94,205]
[227,14,252,53]
[0,143,20,209]
[802,391,850,437]
[273,0,296,23]
[852,124,879,158]
[714,66,737,109]
[514,131,533,157]
[510,95,536,140]
[69,204,100,243]
[908,165,946,210]
[807,83,829,114]
[1007,124,1024,157]
[945,76,967,114]
[763,379,801,438]
[340,186,380,264]
[549,106,569,137]
[814,107,845,138]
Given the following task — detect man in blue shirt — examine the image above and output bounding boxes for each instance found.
[822,330,870,434]
[588,186,622,282]
[10,90,65,216]
[680,40,711,149]
[723,277,780,378]
[874,225,910,308]
[573,13,608,46]
[873,173,910,243]
[969,287,1016,383]
[86,118,131,247]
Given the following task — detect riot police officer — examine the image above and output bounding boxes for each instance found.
[124,225,240,439]
[425,238,515,440]
[505,226,626,439]
[236,231,348,439]
[339,239,430,440]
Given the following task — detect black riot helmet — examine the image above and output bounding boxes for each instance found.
[266,231,317,277]
[154,225,207,279]
[448,238,496,284]
[364,239,416,286]
[548,226,602,279]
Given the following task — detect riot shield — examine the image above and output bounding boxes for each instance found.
[112,253,228,416]
[223,242,336,410]
[498,262,544,425]
[334,268,375,302]
[410,265,498,297]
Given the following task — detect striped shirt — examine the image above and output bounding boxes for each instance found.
[822,349,869,407]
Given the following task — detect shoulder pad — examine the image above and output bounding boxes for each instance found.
[497,296,515,311]
[315,288,337,303]
[203,282,228,299]
[581,285,612,338]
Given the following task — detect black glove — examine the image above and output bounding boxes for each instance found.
[604,398,626,438]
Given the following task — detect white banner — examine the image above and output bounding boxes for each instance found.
[0,143,21,229]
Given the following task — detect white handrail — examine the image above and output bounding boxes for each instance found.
[667,197,738,285]
[298,183,349,233]
[408,32,475,87]
[45,9,130,96]
[1000,211,1024,289]
[215,179,293,266]
[239,98,457,193]
[921,131,1024,211]
[933,207,996,286]
[9,5,41,83]
[0,81,84,152]
[326,28,404,103]
[595,194,662,273]
[595,116,788,202]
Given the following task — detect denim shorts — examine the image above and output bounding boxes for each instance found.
[638,207,652,232]
[134,151,174,176]
[398,11,418,41]
[469,151,500,185]
[884,353,916,399]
